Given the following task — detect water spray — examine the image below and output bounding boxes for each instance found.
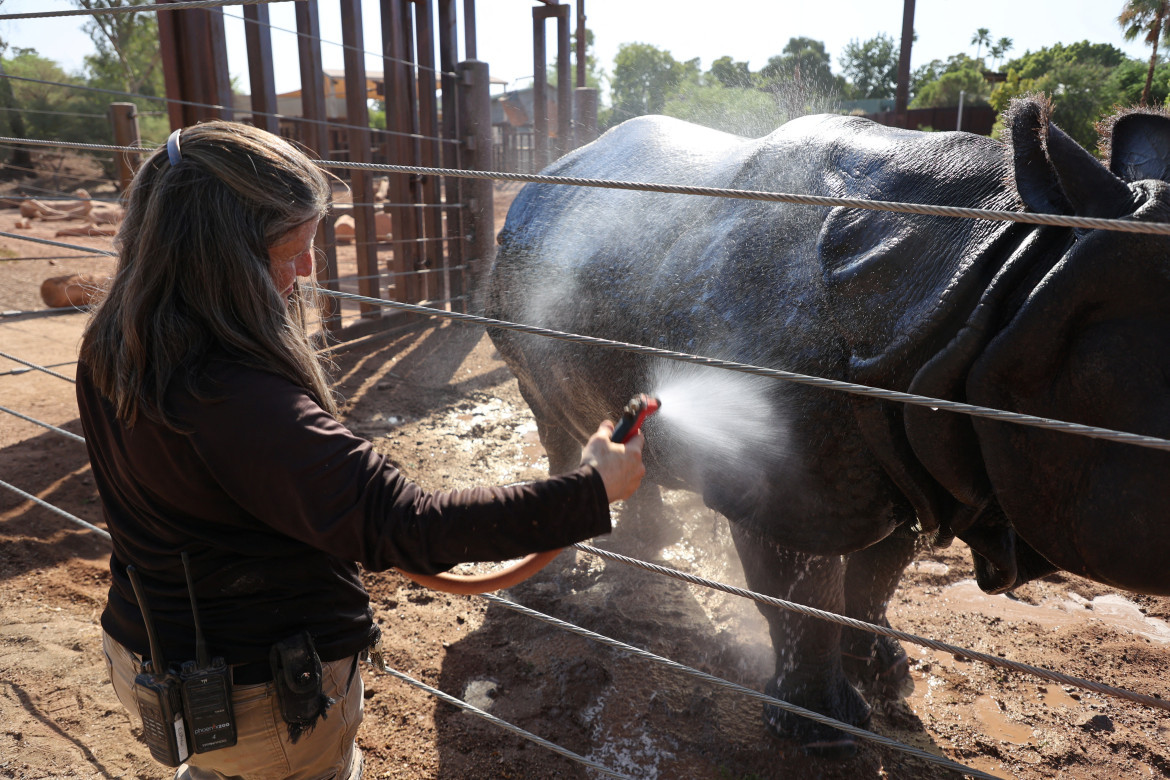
[397,394,659,595]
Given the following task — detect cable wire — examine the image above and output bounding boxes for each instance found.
[5,134,1169,237]
[0,404,86,443]
[0,350,77,383]
[0,478,110,540]
[0,230,115,256]
[312,287,1170,454]
[2,223,1167,456]
[572,544,1170,714]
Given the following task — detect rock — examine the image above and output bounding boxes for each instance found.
[40,274,107,308]
[1076,713,1114,732]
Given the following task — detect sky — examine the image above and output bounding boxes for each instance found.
[0,0,1154,98]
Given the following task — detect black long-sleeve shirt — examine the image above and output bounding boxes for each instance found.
[76,355,610,666]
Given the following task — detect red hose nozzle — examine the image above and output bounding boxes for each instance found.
[611,393,661,443]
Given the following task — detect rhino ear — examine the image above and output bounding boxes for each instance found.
[1107,111,1170,183]
[1007,97,1132,219]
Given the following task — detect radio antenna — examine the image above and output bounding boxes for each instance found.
[126,565,168,674]
[180,552,210,668]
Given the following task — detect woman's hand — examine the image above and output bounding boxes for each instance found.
[580,420,646,503]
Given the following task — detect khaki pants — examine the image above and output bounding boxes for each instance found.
[103,631,364,780]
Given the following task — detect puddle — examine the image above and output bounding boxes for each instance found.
[973,694,1034,744]
[942,580,1170,644]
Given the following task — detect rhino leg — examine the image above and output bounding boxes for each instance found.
[840,522,917,699]
[730,524,870,758]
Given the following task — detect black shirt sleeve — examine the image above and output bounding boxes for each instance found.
[179,362,611,575]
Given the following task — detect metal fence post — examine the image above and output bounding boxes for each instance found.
[107,102,141,194]
[457,59,495,291]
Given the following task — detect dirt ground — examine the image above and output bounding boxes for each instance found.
[1,164,1169,780]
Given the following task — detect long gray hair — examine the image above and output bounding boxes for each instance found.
[81,121,338,429]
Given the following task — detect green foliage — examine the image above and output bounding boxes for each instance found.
[661,81,781,137]
[1109,56,1170,105]
[0,48,107,145]
[992,57,1127,148]
[708,56,753,89]
[609,42,699,123]
[1006,41,1126,79]
[910,54,991,109]
[758,37,846,98]
[839,33,899,100]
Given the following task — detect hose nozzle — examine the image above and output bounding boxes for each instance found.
[611,393,661,443]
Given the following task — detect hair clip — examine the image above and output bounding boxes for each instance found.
[166,128,183,166]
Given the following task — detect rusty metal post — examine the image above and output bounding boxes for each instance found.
[382,0,421,306]
[457,59,495,285]
[438,0,466,311]
[296,0,340,331]
[340,0,379,317]
[531,9,548,170]
[414,0,444,304]
[463,0,476,60]
[895,0,915,121]
[573,87,597,148]
[107,102,141,194]
[575,0,585,88]
[555,4,571,159]
[243,2,279,133]
[156,0,233,128]
[532,4,570,164]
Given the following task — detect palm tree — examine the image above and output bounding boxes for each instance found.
[1119,0,1170,106]
[970,28,991,60]
[989,36,1014,70]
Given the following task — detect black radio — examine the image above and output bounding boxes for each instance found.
[178,552,237,753]
[126,565,190,767]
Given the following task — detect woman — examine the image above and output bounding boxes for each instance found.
[76,121,645,780]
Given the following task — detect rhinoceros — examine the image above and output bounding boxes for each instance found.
[483,97,1170,756]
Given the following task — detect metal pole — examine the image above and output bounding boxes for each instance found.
[457,59,495,286]
[243,1,279,133]
[295,0,340,331]
[555,4,571,159]
[575,0,585,88]
[340,0,379,317]
[956,90,965,131]
[107,102,141,194]
[895,0,914,122]
[532,9,548,171]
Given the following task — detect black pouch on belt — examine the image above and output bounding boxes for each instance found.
[269,631,335,743]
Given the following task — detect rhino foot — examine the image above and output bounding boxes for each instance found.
[841,630,913,700]
[762,677,871,759]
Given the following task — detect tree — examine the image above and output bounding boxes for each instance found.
[910,53,988,104]
[661,79,778,137]
[1118,0,1170,105]
[839,33,899,99]
[970,28,991,60]
[758,37,847,119]
[73,0,164,96]
[609,43,698,123]
[708,55,753,89]
[990,42,1133,149]
[989,37,1014,70]
[0,41,34,174]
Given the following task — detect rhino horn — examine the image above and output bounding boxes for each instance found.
[1105,110,1170,183]
[1007,97,1133,219]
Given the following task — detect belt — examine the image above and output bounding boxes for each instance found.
[232,660,273,686]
